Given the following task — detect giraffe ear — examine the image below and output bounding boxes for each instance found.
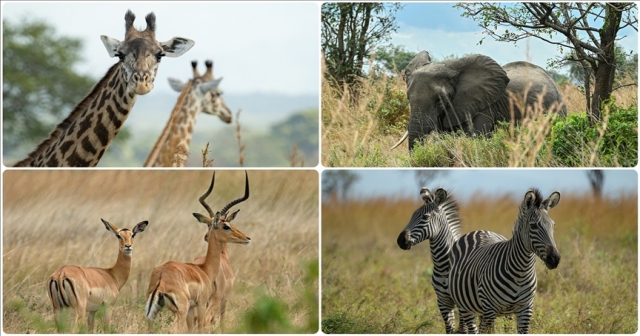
[159,37,195,58]
[100,35,122,58]
[168,78,186,92]
[199,78,222,95]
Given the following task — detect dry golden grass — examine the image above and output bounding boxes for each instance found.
[3,170,318,333]
[322,192,638,333]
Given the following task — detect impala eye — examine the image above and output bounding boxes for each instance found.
[223,224,231,231]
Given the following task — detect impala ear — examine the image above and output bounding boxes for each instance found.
[101,218,121,238]
[132,221,149,238]
[193,213,210,225]
[227,209,241,222]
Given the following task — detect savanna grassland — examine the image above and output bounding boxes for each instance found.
[322,192,637,333]
[321,68,638,167]
[3,170,319,333]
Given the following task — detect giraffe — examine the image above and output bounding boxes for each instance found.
[13,10,195,167]
[144,60,232,167]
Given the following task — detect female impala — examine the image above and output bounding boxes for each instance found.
[47,219,149,332]
[145,171,251,333]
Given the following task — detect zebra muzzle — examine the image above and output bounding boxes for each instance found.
[544,246,561,269]
[397,231,413,250]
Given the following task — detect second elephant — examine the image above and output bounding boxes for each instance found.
[396,52,567,151]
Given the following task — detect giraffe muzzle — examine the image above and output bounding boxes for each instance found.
[132,71,154,95]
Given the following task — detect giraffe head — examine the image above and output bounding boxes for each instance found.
[168,60,233,123]
[100,10,195,95]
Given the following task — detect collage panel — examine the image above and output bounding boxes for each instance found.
[321,169,637,333]
[3,170,319,333]
[321,3,637,167]
[3,2,319,168]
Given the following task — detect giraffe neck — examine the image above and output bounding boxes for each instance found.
[14,63,137,167]
[145,82,200,167]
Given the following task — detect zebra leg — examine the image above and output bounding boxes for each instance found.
[478,311,497,334]
[459,309,477,334]
[437,296,456,333]
[515,307,533,334]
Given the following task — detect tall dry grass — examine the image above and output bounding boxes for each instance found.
[321,68,638,167]
[322,192,637,333]
[3,170,318,333]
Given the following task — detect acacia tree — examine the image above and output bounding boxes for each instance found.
[321,2,403,88]
[455,2,637,123]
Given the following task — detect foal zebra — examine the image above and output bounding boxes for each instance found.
[448,189,561,334]
[396,188,504,333]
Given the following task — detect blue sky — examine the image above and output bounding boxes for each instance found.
[388,3,638,71]
[324,170,637,202]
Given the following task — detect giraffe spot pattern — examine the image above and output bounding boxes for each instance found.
[66,149,91,167]
[94,121,110,147]
[81,136,97,155]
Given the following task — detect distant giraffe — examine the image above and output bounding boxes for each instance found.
[144,60,232,167]
[13,10,195,167]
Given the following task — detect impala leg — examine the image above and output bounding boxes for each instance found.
[196,303,207,333]
[219,297,228,334]
[87,311,96,333]
[104,306,112,331]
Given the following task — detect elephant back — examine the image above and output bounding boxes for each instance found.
[503,61,567,118]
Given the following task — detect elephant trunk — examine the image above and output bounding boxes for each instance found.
[407,105,437,151]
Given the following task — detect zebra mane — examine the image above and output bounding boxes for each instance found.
[529,188,543,208]
[440,192,462,240]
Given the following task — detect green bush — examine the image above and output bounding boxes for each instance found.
[551,102,637,166]
[369,82,409,135]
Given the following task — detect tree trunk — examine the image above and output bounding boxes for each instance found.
[590,3,623,123]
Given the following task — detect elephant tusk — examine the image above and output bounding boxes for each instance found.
[390,131,409,150]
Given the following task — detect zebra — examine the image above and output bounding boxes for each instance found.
[448,189,561,334]
[396,187,505,333]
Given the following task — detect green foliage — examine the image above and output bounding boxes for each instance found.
[2,18,130,152]
[369,82,410,135]
[375,45,418,73]
[551,102,638,166]
[322,3,403,87]
[234,260,318,334]
[269,109,319,160]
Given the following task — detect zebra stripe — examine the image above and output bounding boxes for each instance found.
[448,189,561,334]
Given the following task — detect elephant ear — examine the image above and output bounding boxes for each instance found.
[442,54,509,129]
[404,51,432,85]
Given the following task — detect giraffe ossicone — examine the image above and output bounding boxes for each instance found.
[14,10,195,167]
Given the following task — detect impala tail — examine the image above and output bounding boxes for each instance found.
[145,284,179,321]
[48,275,78,310]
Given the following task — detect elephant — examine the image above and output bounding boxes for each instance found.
[391,51,567,151]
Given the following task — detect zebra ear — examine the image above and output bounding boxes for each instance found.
[420,187,433,203]
[543,192,561,210]
[434,188,447,205]
[523,190,537,210]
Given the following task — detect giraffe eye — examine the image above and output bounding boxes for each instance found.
[115,52,125,61]
[156,52,165,62]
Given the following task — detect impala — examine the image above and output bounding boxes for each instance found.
[191,191,248,332]
[145,171,251,333]
[47,219,149,332]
